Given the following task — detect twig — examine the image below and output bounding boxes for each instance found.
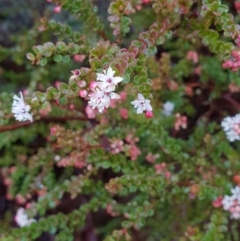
[97,30,108,41]
[0,116,88,133]
[224,94,240,111]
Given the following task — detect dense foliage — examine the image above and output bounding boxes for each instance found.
[1,0,240,240]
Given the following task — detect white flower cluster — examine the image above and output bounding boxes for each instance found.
[162,101,175,116]
[88,67,123,113]
[222,186,240,219]
[15,208,36,227]
[12,92,33,122]
[131,93,152,114]
[221,114,240,142]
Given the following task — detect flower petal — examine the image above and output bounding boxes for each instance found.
[107,67,115,78]
[138,93,144,101]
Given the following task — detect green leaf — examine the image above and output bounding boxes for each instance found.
[26,53,35,61]
[217,4,228,13]
[138,54,148,63]
[40,58,47,66]
[46,87,58,99]
[35,91,46,102]
[131,40,142,48]
[44,51,52,57]
[56,41,67,51]
[122,74,130,84]
[49,20,57,28]
[65,26,72,36]
[164,31,172,40]
[58,83,68,91]
[73,32,81,41]
[53,54,63,62]
[122,220,132,228]
[156,36,165,45]
[59,96,67,105]
[121,16,131,34]
[62,55,70,63]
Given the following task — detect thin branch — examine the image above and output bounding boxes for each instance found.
[224,94,240,111]
[97,30,108,41]
[0,116,88,133]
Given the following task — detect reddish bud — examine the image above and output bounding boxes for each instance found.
[90,81,97,90]
[79,90,88,98]
[233,175,240,184]
[78,80,87,88]
[222,62,228,69]
[73,54,86,63]
[145,111,153,118]
[69,104,74,110]
[235,2,240,10]
[212,196,223,208]
[233,62,239,68]
[232,51,240,58]
[120,108,128,119]
[54,6,61,13]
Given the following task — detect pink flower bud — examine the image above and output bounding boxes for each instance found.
[235,2,240,10]
[212,196,223,208]
[86,105,96,119]
[142,0,151,3]
[186,51,199,64]
[78,80,87,88]
[235,37,240,47]
[120,108,128,119]
[54,81,61,88]
[16,194,26,204]
[223,60,233,68]
[25,203,32,209]
[164,171,171,180]
[90,81,97,90]
[73,54,86,62]
[120,91,127,100]
[232,51,240,58]
[79,90,88,98]
[136,5,142,10]
[50,126,57,135]
[69,104,74,110]
[222,62,228,69]
[54,6,61,13]
[155,164,163,174]
[145,111,153,118]
[233,62,239,68]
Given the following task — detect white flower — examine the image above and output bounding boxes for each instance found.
[96,67,123,90]
[131,93,152,114]
[221,114,240,142]
[162,101,175,116]
[231,186,240,197]
[222,186,240,219]
[88,67,122,113]
[69,70,80,81]
[15,208,36,227]
[222,195,234,210]
[88,86,120,113]
[231,212,240,219]
[12,92,33,122]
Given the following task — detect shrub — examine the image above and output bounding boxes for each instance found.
[1,0,240,240]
